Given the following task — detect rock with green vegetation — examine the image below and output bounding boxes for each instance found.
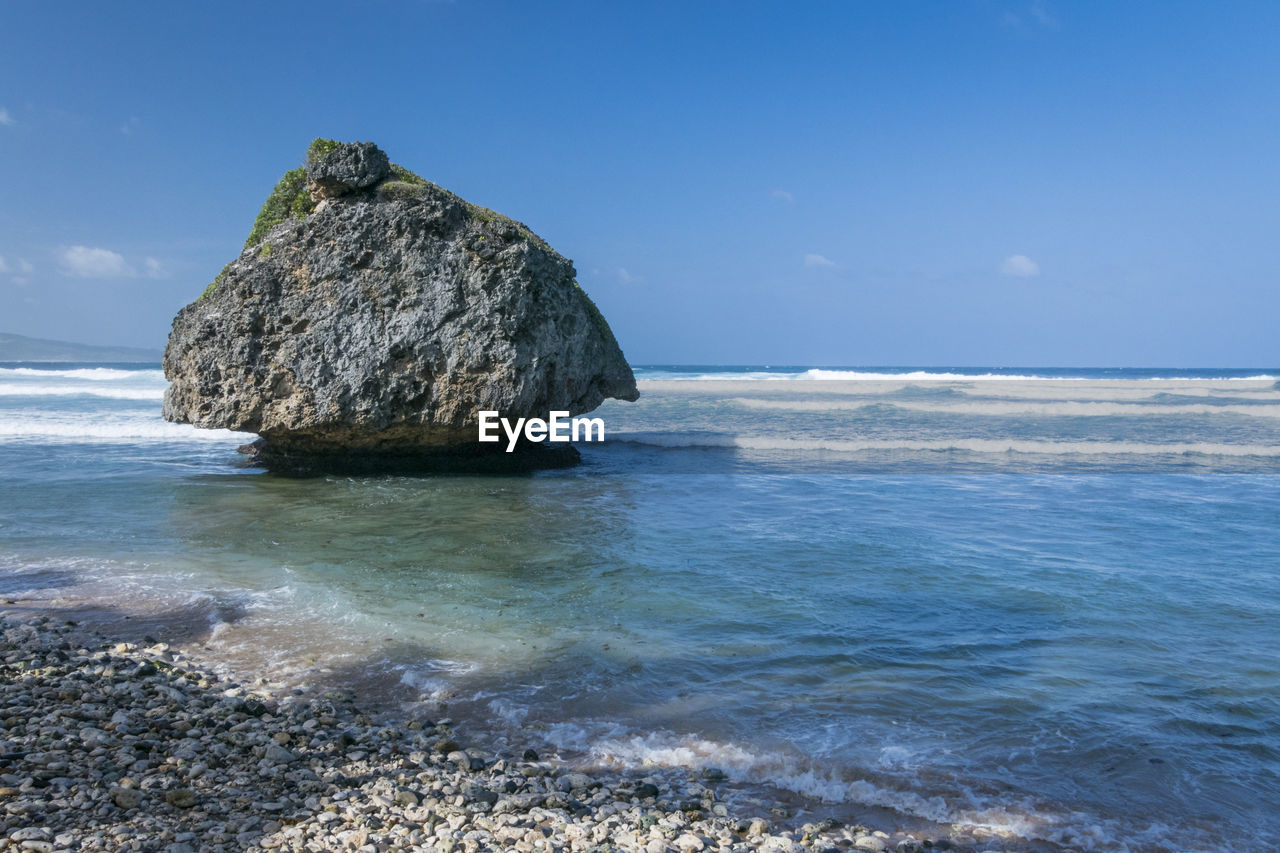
[306,140,389,198]
[163,140,637,471]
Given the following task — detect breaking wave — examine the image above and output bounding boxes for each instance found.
[611,432,1280,457]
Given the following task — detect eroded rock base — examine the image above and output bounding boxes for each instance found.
[238,439,582,476]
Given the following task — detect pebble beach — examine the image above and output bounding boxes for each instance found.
[0,613,1020,853]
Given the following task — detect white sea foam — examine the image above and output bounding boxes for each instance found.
[635,368,1280,382]
[487,698,530,727]
[799,369,1091,381]
[0,383,165,400]
[638,369,1074,381]
[0,414,245,443]
[0,367,163,382]
[637,370,817,381]
[398,661,482,703]
[0,366,166,399]
[612,432,1280,457]
[535,722,1178,851]
[731,397,1280,418]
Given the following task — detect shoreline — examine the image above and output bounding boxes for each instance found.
[0,610,1054,853]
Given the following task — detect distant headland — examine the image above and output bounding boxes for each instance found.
[0,332,161,363]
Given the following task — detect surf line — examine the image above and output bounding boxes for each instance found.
[478,411,605,452]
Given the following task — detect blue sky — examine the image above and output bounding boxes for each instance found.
[1,1,1277,365]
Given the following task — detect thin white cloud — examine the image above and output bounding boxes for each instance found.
[1,256,34,286]
[143,257,166,278]
[0,108,13,127]
[1030,0,1059,28]
[59,246,135,279]
[1000,253,1041,278]
[617,267,644,284]
[0,256,34,275]
[803,253,836,268]
[771,189,794,204]
[120,116,141,135]
[1003,1,1059,30]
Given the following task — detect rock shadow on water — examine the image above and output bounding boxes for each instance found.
[0,568,80,598]
[1,596,252,648]
[236,436,583,477]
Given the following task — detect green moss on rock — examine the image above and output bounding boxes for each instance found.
[465,202,551,251]
[573,279,616,344]
[389,163,427,185]
[214,139,557,301]
[241,138,344,251]
[200,262,233,301]
[306,137,340,165]
[243,167,311,250]
[377,180,428,201]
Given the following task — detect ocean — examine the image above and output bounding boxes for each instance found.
[1,362,1278,851]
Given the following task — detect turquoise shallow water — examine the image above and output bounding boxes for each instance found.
[1,364,1279,851]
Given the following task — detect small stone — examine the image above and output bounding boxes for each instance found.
[165,788,197,808]
[10,828,52,842]
[446,749,475,769]
[675,833,705,851]
[557,772,594,792]
[855,836,888,852]
[264,744,297,764]
[109,786,142,809]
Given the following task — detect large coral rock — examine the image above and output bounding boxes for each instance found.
[163,141,637,471]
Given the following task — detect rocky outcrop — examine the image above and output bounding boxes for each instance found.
[307,141,389,198]
[163,140,637,471]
